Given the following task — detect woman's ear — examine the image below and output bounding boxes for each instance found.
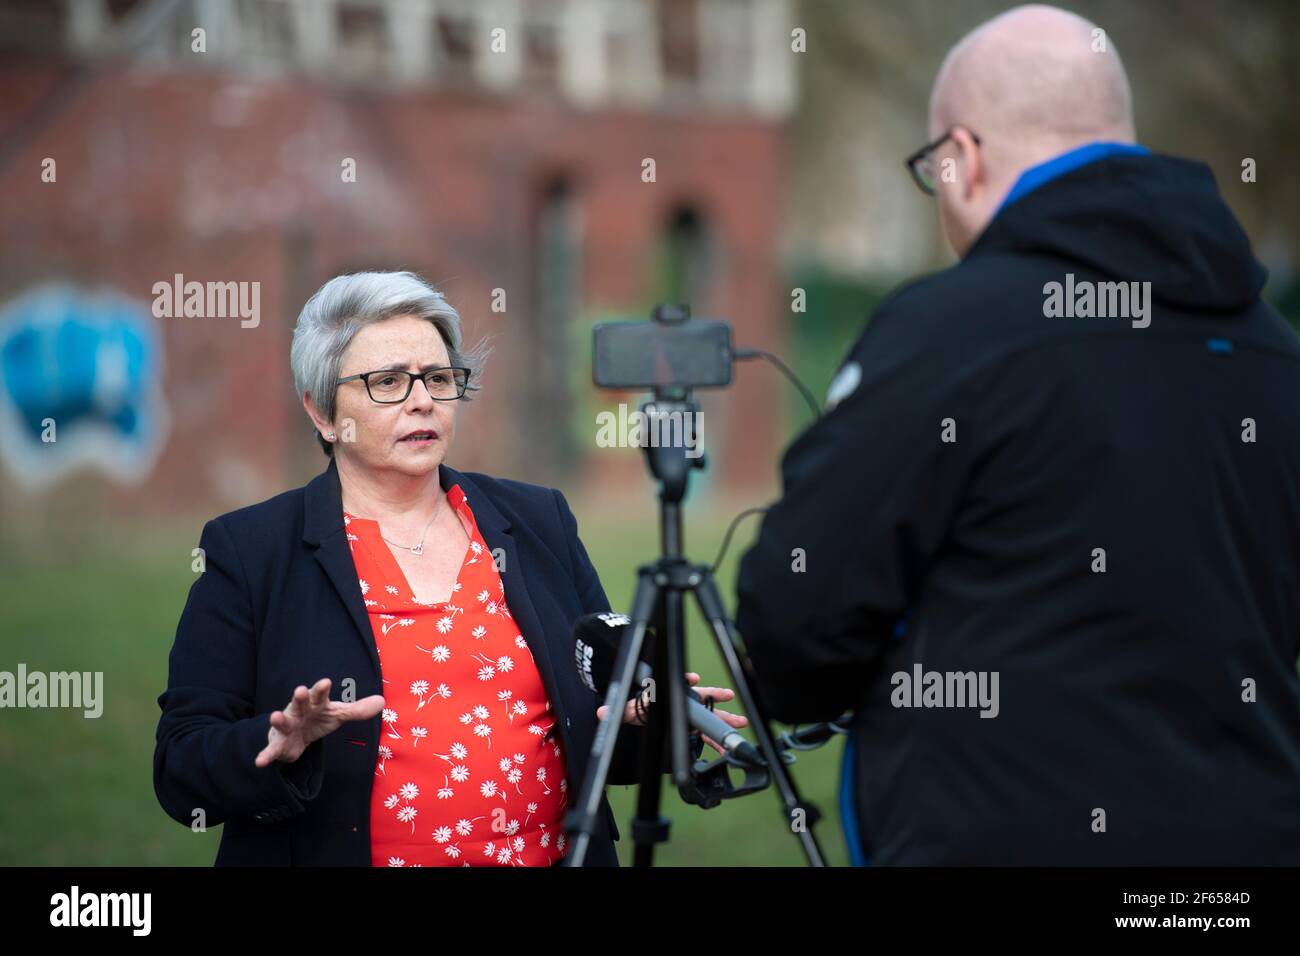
[302,392,333,439]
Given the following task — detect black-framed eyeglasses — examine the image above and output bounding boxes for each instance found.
[336,366,471,403]
[905,127,982,195]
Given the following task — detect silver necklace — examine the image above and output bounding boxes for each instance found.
[378,501,441,556]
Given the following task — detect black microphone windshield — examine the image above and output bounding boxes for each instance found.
[572,611,632,694]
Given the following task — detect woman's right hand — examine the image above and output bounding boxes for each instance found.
[254,677,386,767]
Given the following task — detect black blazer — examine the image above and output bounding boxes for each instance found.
[154,457,643,865]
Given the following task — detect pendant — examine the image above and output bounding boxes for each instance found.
[411,543,423,555]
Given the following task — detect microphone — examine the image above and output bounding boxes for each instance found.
[571,611,760,764]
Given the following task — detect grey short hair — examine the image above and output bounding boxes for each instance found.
[290,271,489,456]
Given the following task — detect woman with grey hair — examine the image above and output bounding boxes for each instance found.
[154,270,744,867]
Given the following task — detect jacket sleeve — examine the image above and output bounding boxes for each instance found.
[734,300,975,723]
[553,488,674,786]
[153,517,325,828]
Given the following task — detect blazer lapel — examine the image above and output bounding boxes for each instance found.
[439,465,567,724]
[302,458,381,679]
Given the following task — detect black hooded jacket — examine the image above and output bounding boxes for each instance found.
[735,153,1300,864]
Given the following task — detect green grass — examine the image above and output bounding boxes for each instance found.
[0,501,850,867]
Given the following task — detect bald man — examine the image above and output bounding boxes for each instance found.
[736,5,1300,865]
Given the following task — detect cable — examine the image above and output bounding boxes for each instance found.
[708,506,769,573]
[734,347,822,420]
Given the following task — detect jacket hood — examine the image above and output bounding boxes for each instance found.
[968,152,1266,313]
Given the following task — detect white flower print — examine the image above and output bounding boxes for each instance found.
[387,856,405,867]
[351,490,569,867]
[413,643,450,663]
[359,579,370,595]
[410,680,429,709]
[556,833,566,854]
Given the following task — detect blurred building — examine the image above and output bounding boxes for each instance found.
[0,0,797,535]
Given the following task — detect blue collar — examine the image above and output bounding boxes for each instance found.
[996,141,1150,214]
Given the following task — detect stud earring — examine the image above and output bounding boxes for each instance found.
[327,431,336,441]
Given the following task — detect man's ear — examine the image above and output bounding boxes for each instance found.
[953,127,984,200]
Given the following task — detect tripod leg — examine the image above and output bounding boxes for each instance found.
[564,567,659,866]
[692,571,828,866]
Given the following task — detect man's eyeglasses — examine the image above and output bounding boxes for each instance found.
[905,127,982,195]
[336,367,471,403]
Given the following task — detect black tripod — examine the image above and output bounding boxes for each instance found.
[564,392,828,866]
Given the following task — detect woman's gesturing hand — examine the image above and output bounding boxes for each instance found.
[254,677,386,767]
[595,672,748,756]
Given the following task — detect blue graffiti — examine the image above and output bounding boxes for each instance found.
[0,282,167,482]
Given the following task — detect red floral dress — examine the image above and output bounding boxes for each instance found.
[343,483,570,866]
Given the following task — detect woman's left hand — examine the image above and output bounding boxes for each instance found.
[596,672,749,756]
